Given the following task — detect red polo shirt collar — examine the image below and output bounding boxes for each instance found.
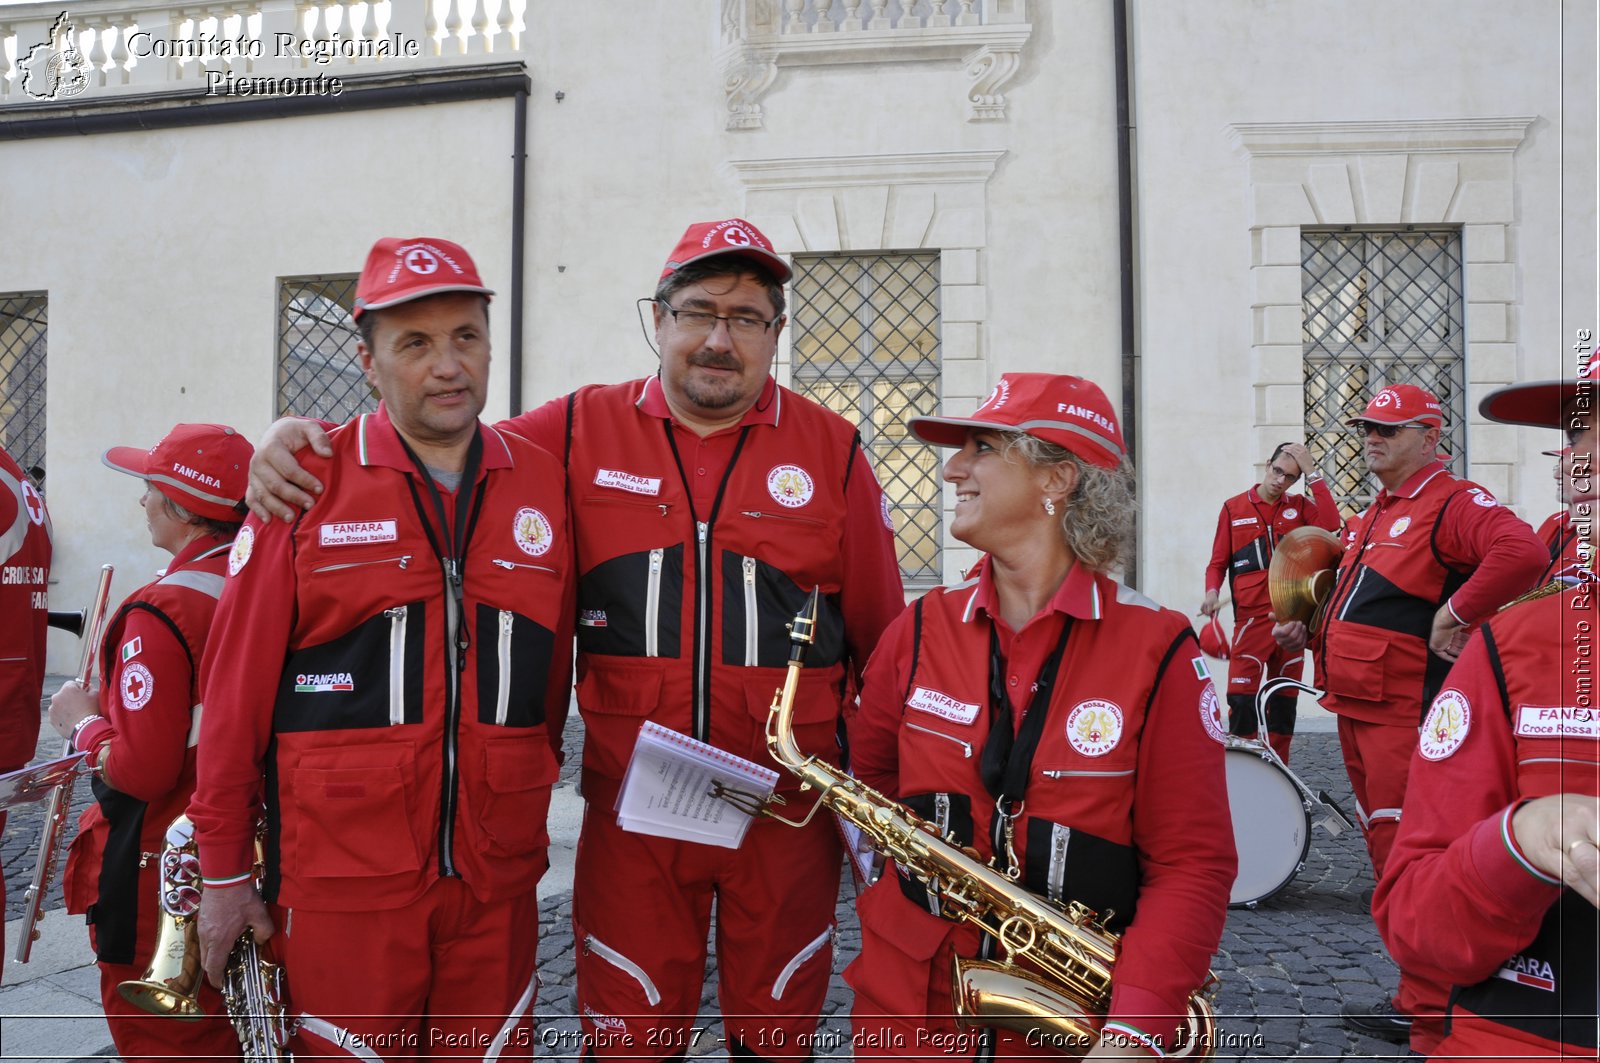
[352,401,515,475]
[962,556,1106,626]
[635,375,782,429]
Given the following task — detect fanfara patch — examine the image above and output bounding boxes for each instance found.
[767,465,815,508]
[579,609,608,628]
[1515,705,1600,740]
[1066,699,1123,757]
[228,525,254,576]
[513,507,553,557]
[121,662,155,711]
[1200,683,1227,743]
[1494,953,1556,992]
[907,686,981,726]
[295,672,354,693]
[595,468,661,496]
[1419,689,1471,760]
[319,520,398,547]
[1282,507,1298,520]
[880,492,895,531]
[1388,515,1412,538]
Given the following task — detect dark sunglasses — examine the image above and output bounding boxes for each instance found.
[1354,420,1429,438]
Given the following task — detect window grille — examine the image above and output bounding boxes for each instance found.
[0,294,47,477]
[1302,229,1465,511]
[277,275,375,422]
[790,253,942,588]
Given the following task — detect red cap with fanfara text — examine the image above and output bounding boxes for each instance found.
[909,374,1126,470]
[102,423,253,522]
[660,218,792,284]
[1344,384,1444,428]
[352,237,494,321]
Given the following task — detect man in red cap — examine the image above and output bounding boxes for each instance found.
[1274,382,1547,1050]
[1374,361,1599,1061]
[47,423,251,1061]
[243,220,906,1061]
[191,237,575,1058]
[1200,442,1341,762]
[0,443,52,981]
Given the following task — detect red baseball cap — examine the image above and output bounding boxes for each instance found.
[102,423,253,522]
[909,373,1126,470]
[660,218,791,285]
[1543,445,1573,458]
[1344,384,1444,428]
[353,237,494,321]
[1479,358,1599,429]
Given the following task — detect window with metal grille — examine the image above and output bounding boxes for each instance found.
[1302,229,1465,511]
[790,253,942,588]
[277,275,376,421]
[0,293,47,477]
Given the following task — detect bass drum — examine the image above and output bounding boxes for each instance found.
[1224,743,1312,907]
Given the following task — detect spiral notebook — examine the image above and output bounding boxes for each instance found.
[615,721,779,849]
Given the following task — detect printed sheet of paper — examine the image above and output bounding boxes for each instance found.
[615,721,779,849]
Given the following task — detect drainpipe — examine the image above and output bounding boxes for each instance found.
[1112,0,1139,587]
[508,84,527,415]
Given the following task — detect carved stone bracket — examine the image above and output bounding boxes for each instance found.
[963,42,1020,122]
[722,46,779,131]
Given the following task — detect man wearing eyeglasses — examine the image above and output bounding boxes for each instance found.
[1273,382,1546,1051]
[1200,441,1341,762]
[246,219,906,1062]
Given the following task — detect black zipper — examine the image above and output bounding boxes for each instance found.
[662,422,752,742]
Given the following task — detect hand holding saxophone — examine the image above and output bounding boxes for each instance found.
[197,880,275,988]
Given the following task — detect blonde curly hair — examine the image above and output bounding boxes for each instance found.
[1000,432,1136,573]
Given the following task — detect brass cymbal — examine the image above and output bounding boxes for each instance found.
[1269,527,1344,624]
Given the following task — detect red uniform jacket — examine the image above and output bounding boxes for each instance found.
[1535,510,1586,585]
[850,561,1236,1043]
[0,447,51,771]
[193,407,574,911]
[1375,584,1598,1058]
[1312,462,1547,725]
[503,377,905,809]
[62,536,230,965]
[1205,480,1340,617]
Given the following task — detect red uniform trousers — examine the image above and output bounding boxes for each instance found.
[572,805,839,1061]
[278,877,539,1060]
[1334,716,1448,1053]
[90,945,238,1062]
[1225,613,1302,762]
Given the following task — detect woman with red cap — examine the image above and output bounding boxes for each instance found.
[844,374,1236,1059]
[49,423,253,1061]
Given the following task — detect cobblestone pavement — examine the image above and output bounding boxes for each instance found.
[3,685,1416,1061]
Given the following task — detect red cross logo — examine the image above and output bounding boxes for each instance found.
[124,671,145,701]
[722,226,751,247]
[404,248,439,275]
[21,482,44,525]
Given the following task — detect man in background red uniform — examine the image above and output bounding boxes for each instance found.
[1274,382,1548,1050]
[1375,360,1599,1060]
[0,443,52,981]
[1200,441,1340,761]
[1533,445,1587,585]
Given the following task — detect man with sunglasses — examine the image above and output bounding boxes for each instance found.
[1274,382,1547,1051]
[1201,441,1341,762]
[245,219,906,1062]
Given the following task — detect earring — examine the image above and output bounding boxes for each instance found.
[1043,497,1057,516]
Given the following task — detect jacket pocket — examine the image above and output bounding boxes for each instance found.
[741,669,841,768]
[475,604,555,727]
[576,661,666,780]
[720,553,844,668]
[286,745,424,878]
[474,737,560,857]
[577,545,684,658]
[845,873,959,1018]
[275,602,426,732]
[1322,627,1391,703]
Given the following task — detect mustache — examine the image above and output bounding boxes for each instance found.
[689,352,740,371]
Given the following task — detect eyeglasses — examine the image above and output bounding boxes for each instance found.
[658,301,780,340]
[1354,421,1431,438]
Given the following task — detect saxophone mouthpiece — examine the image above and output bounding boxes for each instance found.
[790,588,821,651]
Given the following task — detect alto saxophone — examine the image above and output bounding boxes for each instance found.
[119,814,297,1061]
[765,591,1218,1058]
